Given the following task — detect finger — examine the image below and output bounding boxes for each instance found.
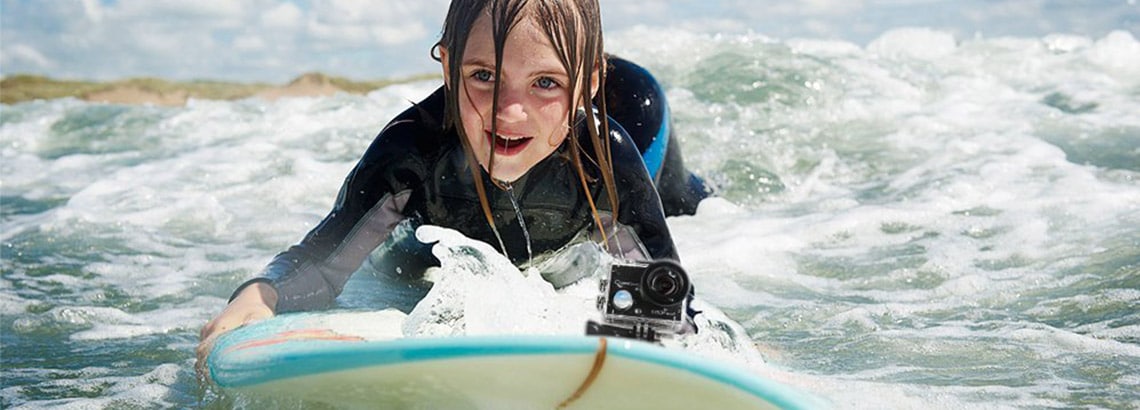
[195,352,212,385]
[195,337,212,364]
[195,343,209,381]
[196,335,219,375]
[199,321,213,340]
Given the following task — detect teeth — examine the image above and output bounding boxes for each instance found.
[487,131,530,150]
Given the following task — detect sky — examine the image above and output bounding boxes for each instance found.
[1,0,1137,83]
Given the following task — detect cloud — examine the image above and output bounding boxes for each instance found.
[2,44,57,70]
[305,0,442,46]
[261,2,305,29]
[0,0,449,82]
[781,0,867,15]
[109,0,252,21]
[233,35,268,52]
[80,0,104,23]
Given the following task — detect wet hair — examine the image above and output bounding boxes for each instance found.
[433,0,619,252]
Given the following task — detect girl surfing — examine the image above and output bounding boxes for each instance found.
[198,0,709,361]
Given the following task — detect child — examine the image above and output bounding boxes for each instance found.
[198,0,709,358]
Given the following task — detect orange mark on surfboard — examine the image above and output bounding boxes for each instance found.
[225,328,365,353]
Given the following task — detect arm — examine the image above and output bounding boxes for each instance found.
[596,118,680,262]
[238,88,445,311]
[194,174,407,368]
[198,89,444,343]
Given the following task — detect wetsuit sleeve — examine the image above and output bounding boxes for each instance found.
[602,118,705,326]
[230,94,439,312]
[599,119,680,262]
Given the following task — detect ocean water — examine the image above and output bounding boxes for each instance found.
[3,27,1140,409]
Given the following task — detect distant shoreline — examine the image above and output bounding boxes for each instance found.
[0,72,440,106]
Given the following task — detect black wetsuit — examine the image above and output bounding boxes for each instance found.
[602,57,710,217]
[234,57,709,312]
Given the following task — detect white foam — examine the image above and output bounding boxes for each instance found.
[403,225,598,337]
[867,28,958,60]
[1042,33,1093,52]
[1088,30,1140,76]
[1005,325,1140,358]
[8,364,185,410]
[400,225,773,368]
[0,289,31,316]
[786,38,864,56]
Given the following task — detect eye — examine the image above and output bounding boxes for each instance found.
[535,76,560,90]
[471,69,494,83]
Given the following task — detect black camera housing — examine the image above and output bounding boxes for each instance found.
[589,259,690,341]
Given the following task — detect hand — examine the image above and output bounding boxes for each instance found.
[195,282,278,379]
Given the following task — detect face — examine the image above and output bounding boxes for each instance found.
[441,12,592,183]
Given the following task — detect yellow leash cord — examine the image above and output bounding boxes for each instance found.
[556,337,608,409]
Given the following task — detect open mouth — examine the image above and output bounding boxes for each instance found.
[486,131,533,156]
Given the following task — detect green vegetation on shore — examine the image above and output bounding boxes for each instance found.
[0,72,440,105]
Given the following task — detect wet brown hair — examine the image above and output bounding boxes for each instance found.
[434,0,618,251]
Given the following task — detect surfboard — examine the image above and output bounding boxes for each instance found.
[206,310,823,409]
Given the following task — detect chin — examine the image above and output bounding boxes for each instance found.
[484,162,527,182]
[490,170,524,183]
[477,154,532,183]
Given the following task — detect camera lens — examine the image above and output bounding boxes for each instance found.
[640,260,689,306]
[649,273,677,296]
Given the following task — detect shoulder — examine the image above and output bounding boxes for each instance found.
[360,87,450,167]
[604,117,651,181]
[342,87,456,196]
[573,113,649,182]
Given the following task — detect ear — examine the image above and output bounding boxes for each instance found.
[439,45,451,89]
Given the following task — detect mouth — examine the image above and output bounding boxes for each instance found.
[485,130,533,156]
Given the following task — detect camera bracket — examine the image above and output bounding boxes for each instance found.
[585,320,662,343]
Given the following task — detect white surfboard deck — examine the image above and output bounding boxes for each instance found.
[207,311,822,409]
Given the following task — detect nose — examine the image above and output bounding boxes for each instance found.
[494,86,528,123]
